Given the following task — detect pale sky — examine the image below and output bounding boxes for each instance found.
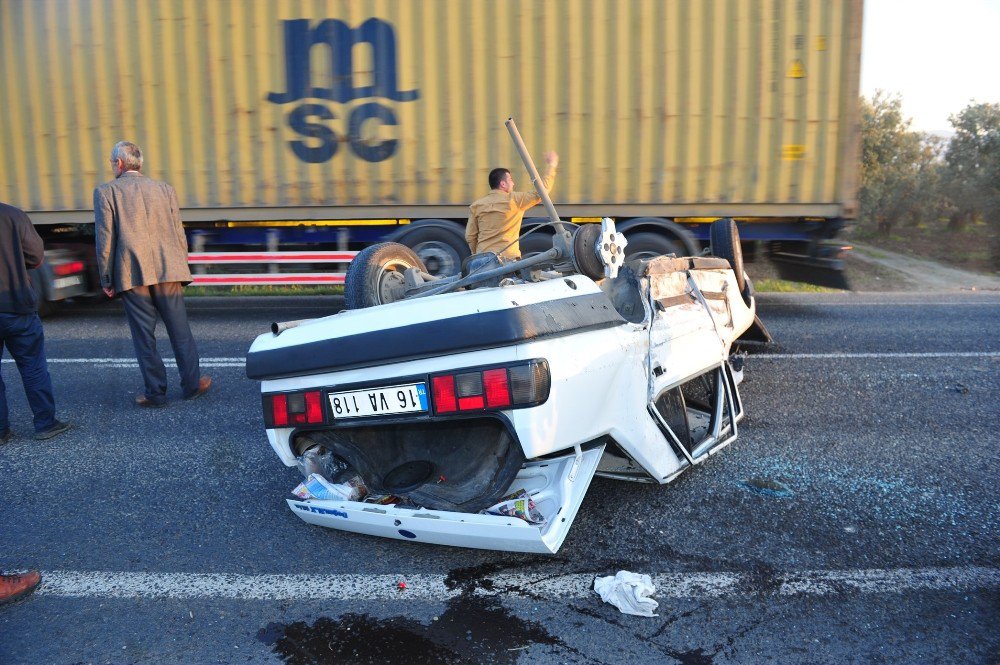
[861,0,1000,133]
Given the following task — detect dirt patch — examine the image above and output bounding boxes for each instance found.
[745,245,999,293]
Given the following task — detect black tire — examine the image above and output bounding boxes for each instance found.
[571,224,605,280]
[345,243,427,309]
[518,233,554,258]
[397,225,470,277]
[709,218,749,303]
[624,232,683,262]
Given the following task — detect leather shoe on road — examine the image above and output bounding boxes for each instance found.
[184,376,212,400]
[0,571,41,604]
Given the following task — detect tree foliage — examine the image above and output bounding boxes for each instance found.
[859,93,999,244]
[942,102,1000,230]
[858,91,942,235]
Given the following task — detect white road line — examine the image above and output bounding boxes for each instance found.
[751,352,998,359]
[3,352,996,369]
[2,357,245,368]
[31,566,1000,601]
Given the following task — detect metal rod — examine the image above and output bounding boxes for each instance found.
[505,117,566,235]
[411,248,563,298]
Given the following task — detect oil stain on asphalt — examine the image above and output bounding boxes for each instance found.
[258,562,570,664]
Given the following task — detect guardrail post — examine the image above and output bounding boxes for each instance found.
[266,229,280,274]
[191,232,207,275]
[337,228,349,272]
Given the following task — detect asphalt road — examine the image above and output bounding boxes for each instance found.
[1,293,998,664]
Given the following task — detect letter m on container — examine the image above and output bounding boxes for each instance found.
[267,17,419,164]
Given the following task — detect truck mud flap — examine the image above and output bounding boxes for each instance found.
[771,253,851,290]
[286,444,605,554]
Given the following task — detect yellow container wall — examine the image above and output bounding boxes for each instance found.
[0,0,861,215]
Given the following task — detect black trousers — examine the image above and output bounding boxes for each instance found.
[120,282,200,403]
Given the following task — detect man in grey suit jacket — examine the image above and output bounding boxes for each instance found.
[94,141,211,407]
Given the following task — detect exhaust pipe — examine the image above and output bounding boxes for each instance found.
[271,319,311,335]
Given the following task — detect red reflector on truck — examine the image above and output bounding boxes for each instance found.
[53,261,85,276]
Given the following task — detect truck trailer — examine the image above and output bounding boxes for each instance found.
[0,0,862,305]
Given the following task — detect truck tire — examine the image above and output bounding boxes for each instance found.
[345,243,427,309]
[519,232,554,257]
[396,224,470,277]
[624,232,683,262]
[709,218,749,303]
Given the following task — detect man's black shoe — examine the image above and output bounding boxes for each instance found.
[136,395,168,408]
[34,420,72,440]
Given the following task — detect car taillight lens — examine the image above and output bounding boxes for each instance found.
[263,390,324,427]
[53,261,85,276]
[431,360,548,415]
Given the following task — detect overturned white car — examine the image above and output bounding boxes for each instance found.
[245,121,767,553]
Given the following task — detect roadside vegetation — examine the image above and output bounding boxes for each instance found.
[186,285,343,297]
[852,94,999,275]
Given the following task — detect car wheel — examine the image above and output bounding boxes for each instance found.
[345,242,427,309]
[709,218,750,304]
[571,224,606,280]
[399,226,470,277]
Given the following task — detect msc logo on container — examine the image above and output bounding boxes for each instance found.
[268,18,419,164]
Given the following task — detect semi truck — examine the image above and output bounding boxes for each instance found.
[0,0,862,308]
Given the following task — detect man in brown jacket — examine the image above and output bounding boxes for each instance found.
[466,151,558,260]
[94,141,210,407]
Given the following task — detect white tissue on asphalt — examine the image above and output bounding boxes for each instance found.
[593,571,659,617]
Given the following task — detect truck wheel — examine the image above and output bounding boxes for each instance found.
[519,233,553,258]
[398,226,469,277]
[345,243,427,309]
[624,232,683,262]
[709,218,749,303]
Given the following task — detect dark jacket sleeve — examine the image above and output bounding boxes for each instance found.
[16,209,45,269]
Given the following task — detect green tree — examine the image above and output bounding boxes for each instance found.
[858,91,942,235]
[942,102,1000,231]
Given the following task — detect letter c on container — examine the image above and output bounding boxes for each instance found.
[349,102,398,163]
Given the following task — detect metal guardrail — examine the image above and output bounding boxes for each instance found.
[187,251,357,286]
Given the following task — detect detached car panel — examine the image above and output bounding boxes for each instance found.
[286,445,604,554]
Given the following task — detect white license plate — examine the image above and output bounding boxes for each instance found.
[328,382,428,419]
[53,275,83,290]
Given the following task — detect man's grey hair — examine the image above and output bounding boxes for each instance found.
[111,141,143,171]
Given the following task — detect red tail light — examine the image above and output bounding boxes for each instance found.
[271,394,289,426]
[264,390,324,427]
[483,369,511,408]
[431,375,457,413]
[53,261,85,276]
[431,360,548,415]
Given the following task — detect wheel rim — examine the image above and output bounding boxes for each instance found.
[411,241,459,276]
[375,260,415,303]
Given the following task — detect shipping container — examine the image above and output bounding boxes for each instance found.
[1,0,862,292]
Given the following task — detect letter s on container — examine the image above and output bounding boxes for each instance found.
[288,103,338,163]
